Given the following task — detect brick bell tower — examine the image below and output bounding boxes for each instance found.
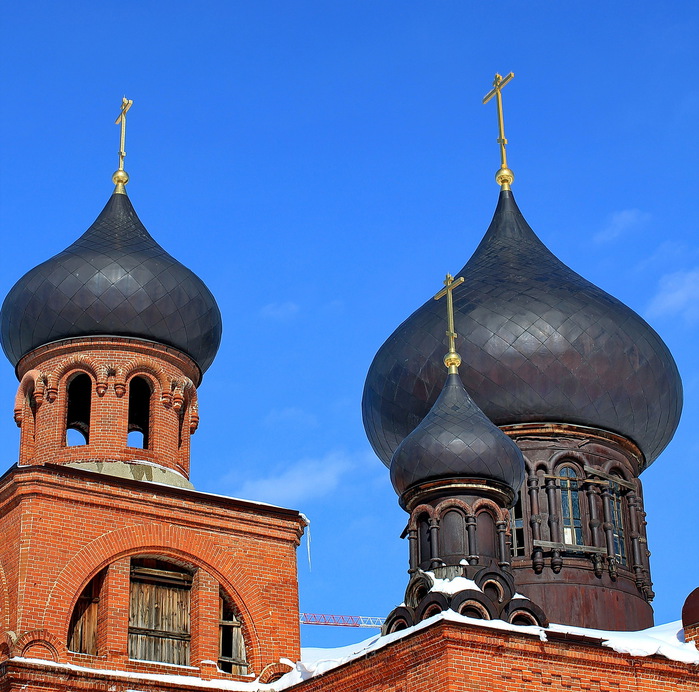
[0,100,304,690]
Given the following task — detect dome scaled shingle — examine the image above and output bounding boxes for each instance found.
[0,192,222,374]
[363,190,682,469]
[390,372,525,496]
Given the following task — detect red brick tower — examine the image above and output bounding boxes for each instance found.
[0,101,304,690]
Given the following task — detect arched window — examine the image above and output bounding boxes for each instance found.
[128,377,152,449]
[218,590,248,674]
[609,475,627,565]
[66,373,91,446]
[509,495,526,557]
[128,558,192,665]
[68,571,104,655]
[559,466,583,545]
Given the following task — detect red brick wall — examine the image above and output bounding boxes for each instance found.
[14,337,201,476]
[0,464,305,682]
[290,620,699,692]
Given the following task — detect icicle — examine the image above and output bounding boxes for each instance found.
[305,517,312,572]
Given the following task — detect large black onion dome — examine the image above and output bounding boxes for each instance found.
[0,193,222,373]
[390,372,525,496]
[364,190,682,468]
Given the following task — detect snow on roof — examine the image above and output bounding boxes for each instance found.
[12,616,698,691]
[275,614,699,689]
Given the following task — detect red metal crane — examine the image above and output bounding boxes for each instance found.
[300,613,385,628]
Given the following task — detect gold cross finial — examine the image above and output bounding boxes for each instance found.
[483,72,515,190]
[434,273,465,374]
[112,96,133,194]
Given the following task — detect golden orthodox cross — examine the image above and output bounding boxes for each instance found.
[114,97,133,172]
[482,72,515,188]
[434,273,465,371]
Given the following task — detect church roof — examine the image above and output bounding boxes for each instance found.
[0,192,222,373]
[363,190,683,468]
[390,372,525,496]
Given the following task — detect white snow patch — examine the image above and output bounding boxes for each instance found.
[427,573,481,595]
[12,658,275,691]
[547,620,699,664]
[12,618,698,692]
[274,616,698,689]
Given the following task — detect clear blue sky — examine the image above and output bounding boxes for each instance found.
[0,3,697,648]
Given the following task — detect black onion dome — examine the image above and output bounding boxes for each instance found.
[390,372,525,496]
[364,190,682,468]
[0,193,222,373]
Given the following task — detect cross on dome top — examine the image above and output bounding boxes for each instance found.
[483,72,515,190]
[113,96,133,194]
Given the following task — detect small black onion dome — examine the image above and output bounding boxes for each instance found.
[390,372,525,496]
[364,190,683,468]
[0,193,222,373]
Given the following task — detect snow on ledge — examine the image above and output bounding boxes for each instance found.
[9,617,698,692]
[275,615,699,689]
[11,658,269,691]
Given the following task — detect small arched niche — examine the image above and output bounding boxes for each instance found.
[66,373,92,446]
[128,376,152,449]
[475,510,497,559]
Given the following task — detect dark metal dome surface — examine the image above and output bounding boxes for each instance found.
[364,190,682,468]
[0,193,222,373]
[390,372,525,496]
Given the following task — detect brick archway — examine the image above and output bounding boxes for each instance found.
[42,523,263,667]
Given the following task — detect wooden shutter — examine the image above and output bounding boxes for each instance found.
[218,593,248,674]
[68,573,102,655]
[128,563,192,665]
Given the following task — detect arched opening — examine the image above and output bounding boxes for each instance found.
[387,618,408,633]
[421,604,443,620]
[27,386,38,442]
[559,465,583,545]
[218,590,248,674]
[609,474,627,565]
[128,377,152,449]
[417,514,431,568]
[128,557,192,665]
[178,403,186,450]
[66,374,91,446]
[482,579,505,604]
[510,610,538,626]
[67,571,105,655]
[459,601,490,620]
[510,494,526,557]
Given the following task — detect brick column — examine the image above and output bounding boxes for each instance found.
[97,557,130,663]
[190,568,220,677]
